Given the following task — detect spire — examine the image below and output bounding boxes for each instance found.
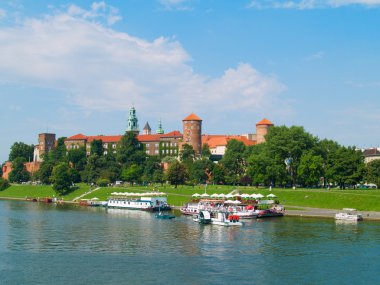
[156,119,164,134]
[126,106,139,133]
[143,121,151,135]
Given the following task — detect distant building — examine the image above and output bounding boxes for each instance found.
[33,133,56,162]
[181,113,203,156]
[362,148,380,164]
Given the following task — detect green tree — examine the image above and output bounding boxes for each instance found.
[81,154,106,183]
[166,161,188,188]
[220,139,246,185]
[143,156,162,183]
[121,164,143,185]
[365,160,380,187]
[191,159,214,184]
[297,152,324,187]
[0,178,10,191]
[117,131,146,167]
[67,147,87,171]
[180,144,195,162]
[51,162,72,194]
[43,137,67,163]
[9,142,34,162]
[91,139,103,156]
[201,143,211,158]
[211,164,226,184]
[38,161,54,184]
[8,157,30,183]
[153,168,164,185]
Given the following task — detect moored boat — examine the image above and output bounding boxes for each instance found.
[107,195,171,211]
[211,212,243,226]
[193,211,212,224]
[335,212,363,221]
[255,209,284,218]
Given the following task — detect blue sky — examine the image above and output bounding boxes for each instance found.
[1,0,380,162]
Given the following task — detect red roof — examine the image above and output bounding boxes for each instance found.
[183,113,202,121]
[87,135,122,143]
[202,135,256,148]
[161,130,182,138]
[256,118,274,126]
[137,134,162,142]
[66,134,88,140]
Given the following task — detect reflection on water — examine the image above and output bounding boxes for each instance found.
[0,200,380,284]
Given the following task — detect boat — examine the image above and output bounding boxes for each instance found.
[155,212,175,219]
[211,212,243,226]
[107,195,171,211]
[255,209,284,218]
[193,211,212,224]
[227,205,258,219]
[335,212,363,221]
[180,203,200,215]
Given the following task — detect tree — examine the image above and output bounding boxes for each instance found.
[201,143,211,158]
[0,178,10,191]
[153,168,164,185]
[8,157,30,183]
[51,162,72,195]
[365,160,380,187]
[220,139,246,185]
[117,131,146,167]
[211,164,226,184]
[81,154,106,183]
[9,142,34,162]
[191,159,214,184]
[91,139,103,156]
[121,164,143,185]
[297,152,324,187]
[180,144,195,162]
[67,147,87,171]
[166,161,188,188]
[143,156,162,183]
[38,162,54,184]
[43,137,67,163]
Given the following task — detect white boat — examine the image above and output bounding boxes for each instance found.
[211,212,243,227]
[107,196,171,211]
[193,211,212,224]
[335,212,363,221]
[180,203,200,215]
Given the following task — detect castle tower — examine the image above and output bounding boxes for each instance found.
[156,119,164,134]
[182,113,202,155]
[126,106,139,134]
[143,122,151,135]
[34,133,56,162]
[256,118,274,144]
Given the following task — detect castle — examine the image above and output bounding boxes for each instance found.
[62,107,273,160]
[2,108,273,179]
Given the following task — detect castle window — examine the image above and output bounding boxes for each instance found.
[103,143,108,148]
[155,150,159,154]
[104,151,108,155]
[146,144,150,147]
[112,144,116,149]
[146,150,150,154]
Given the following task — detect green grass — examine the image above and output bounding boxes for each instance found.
[1,184,380,211]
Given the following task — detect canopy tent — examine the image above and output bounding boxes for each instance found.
[241,194,250,198]
[218,193,226,198]
[200,193,210,197]
[210,193,219,198]
[192,193,201,197]
[267,193,277,198]
[256,194,264,199]
[225,194,234,198]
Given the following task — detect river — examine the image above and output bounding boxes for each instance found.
[0,200,379,284]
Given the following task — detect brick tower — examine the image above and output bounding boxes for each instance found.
[34,133,56,162]
[182,113,202,156]
[256,118,273,144]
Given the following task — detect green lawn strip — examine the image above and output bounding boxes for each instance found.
[1,184,379,211]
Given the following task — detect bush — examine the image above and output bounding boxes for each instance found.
[0,178,10,191]
[97,178,110,187]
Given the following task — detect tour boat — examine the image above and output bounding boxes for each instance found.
[107,196,171,211]
[211,212,243,227]
[180,203,200,215]
[335,212,363,221]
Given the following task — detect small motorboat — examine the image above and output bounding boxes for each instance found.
[155,212,175,219]
[211,212,243,226]
[335,212,363,221]
[193,211,212,224]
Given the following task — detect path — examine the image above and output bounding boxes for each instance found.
[73,187,101,201]
[286,206,380,220]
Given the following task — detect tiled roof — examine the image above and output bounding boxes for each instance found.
[161,130,182,138]
[256,118,274,126]
[87,135,122,143]
[137,134,162,142]
[183,113,202,121]
[66,134,88,140]
[363,148,380,157]
[202,135,256,148]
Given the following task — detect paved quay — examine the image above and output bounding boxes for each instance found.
[285,206,380,221]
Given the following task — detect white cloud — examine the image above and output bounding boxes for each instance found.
[0,3,287,119]
[158,0,194,11]
[304,51,325,61]
[0,9,6,19]
[248,0,380,9]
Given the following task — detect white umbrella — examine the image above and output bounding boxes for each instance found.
[224,200,235,204]
[226,194,234,198]
[200,193,210,197]
[232,200,241,204]
[218,193,226,198]
[256,193,264,199]
[250,194,257,199]
[210,193,219,198]
[111,192,118,195]
[241,194,250,198]
[233,193,241,197]
[267,193,277,198]
[192,193,201,197]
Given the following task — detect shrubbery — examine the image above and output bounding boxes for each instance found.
[0,178,10,191]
